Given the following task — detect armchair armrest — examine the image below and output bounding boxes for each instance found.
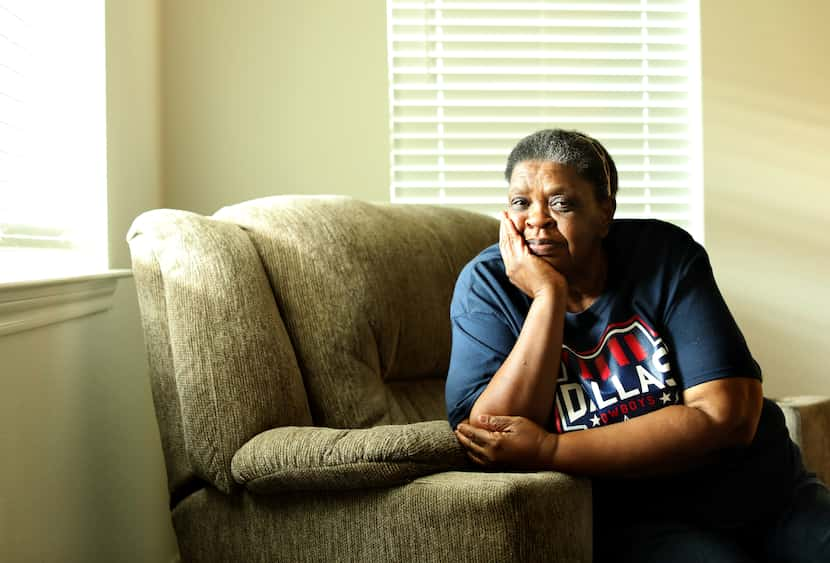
[231,420,470,493]
[776,396,830,484]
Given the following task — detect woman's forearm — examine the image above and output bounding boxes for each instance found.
[552,403,735,478]
[470,284,567,426]
[550,377,762,478]
[456,377,763,478]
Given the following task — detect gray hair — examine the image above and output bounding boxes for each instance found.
[504,129,618,201]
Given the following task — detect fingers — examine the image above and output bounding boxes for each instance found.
[499,212,527,272]
[501,211,521,238]
[455,422,487,447]
[465,449,489,466]
[498,214,508,253]
[500,212,522,253]
[499,212,512,250]
[454,423,493,463]
[475,414,515,432]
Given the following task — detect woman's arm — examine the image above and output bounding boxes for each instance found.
[468,214,568,427]
[469,286,566,426]
[457,376,764,478]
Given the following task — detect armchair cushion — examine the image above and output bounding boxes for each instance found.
[231,421,469,493]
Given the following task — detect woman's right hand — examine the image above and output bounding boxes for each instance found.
[500,212,567,299]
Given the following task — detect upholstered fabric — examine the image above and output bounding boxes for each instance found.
[128,226,193,494]
[777,396,830,485]
[214,196,499,429]
[231,420,469,492]
[173,471,593,563]
[127,210,313,494]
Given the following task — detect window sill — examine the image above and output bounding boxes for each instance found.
[0,270,133,336]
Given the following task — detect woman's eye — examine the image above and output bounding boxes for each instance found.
[510,198,528,208]
[550,198,572,211]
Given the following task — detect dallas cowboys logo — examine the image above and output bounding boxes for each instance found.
[552,316,680,432]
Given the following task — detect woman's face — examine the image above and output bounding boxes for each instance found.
[507,160,615,277]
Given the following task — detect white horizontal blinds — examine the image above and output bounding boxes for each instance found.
[387,0,702,236]
[0,1,107,281]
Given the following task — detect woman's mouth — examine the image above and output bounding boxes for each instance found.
[526,239,566,256]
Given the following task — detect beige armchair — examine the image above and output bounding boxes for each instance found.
[128,196,592,562]
[127,195,829,562]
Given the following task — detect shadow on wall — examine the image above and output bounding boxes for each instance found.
[0,281,175,561]
[704,79,830,398]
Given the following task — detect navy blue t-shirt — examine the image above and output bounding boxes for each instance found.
[446,219,804,527]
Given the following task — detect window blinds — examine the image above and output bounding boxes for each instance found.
[386,0,702,239]
[0,0,107,281]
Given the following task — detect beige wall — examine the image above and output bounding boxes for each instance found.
[161,0,390,214]
[0,1,178,561]
[701,1,830,397]
[107,0,164,269]
[0,282,176,563]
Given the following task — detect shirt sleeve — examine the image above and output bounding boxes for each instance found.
[445,311,516,429]
[662,242,761,389]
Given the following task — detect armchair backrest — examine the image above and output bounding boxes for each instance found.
[214,196,498,428]
[128,196,497,496]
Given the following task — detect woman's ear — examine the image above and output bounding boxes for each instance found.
[599,198,616,237]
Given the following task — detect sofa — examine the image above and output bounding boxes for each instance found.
[127,195,829,563]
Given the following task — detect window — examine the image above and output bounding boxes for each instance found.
[386,0,703,240]
[0,0,108,282]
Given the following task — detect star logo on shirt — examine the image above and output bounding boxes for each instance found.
[660,392,672,405]
[590,414,601,427]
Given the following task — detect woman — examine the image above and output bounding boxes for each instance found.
[446,129,830,562]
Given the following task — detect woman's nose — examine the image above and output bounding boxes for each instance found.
[525,203,554,229]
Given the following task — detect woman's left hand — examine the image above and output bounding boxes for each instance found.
[455,415,558,470]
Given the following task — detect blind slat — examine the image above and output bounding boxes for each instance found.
[393,132,688,140]
[391,18,689,29]
[394,148,689,156]
[394,51,690,62]
[393,2,689,12]
[394,34,689,45]
[395,164,689,172]
[393,66,689,76]
[394,83,688,92]
[393,116,688,124]
[392,194,689,205]
[393,100,688,108]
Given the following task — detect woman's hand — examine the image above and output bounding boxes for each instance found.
[500,212,566,299]
[455,415,558,470]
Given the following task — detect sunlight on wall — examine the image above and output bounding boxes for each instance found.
[702,1,830,397]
